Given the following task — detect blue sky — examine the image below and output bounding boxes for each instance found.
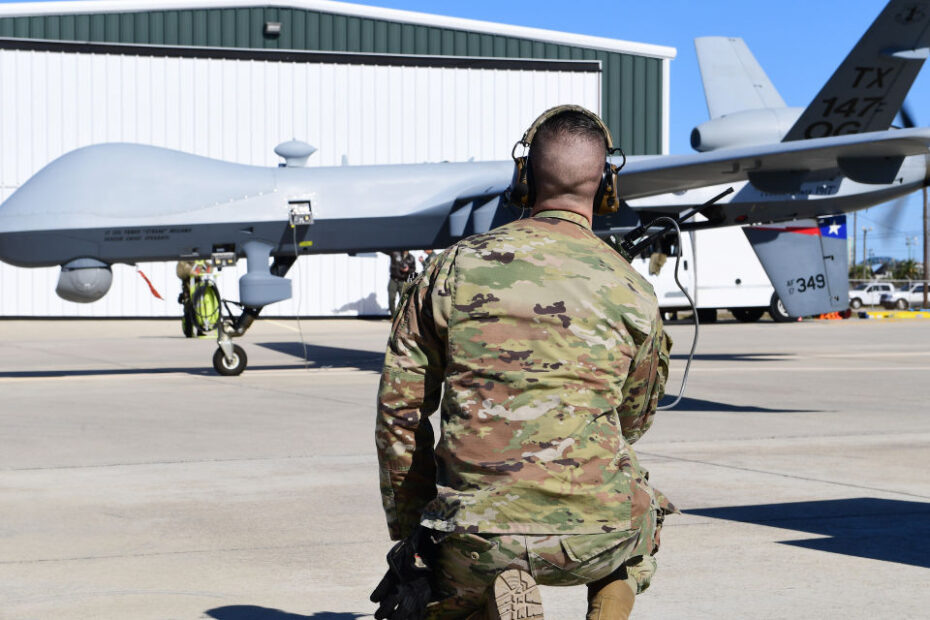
[2,0,926,259]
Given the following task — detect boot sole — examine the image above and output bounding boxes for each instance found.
[489,568,544,620]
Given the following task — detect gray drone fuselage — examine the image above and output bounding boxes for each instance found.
[0,143,513,269]
[2,139,927,271]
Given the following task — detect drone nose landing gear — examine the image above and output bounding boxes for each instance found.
[213,303,258,376]
[209,242,296,376]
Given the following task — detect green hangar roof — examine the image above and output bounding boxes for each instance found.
[0,0,676,155]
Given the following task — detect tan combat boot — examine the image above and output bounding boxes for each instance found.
[485,568,544,620]
[586,577,635,620]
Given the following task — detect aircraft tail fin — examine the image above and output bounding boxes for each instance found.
[782,0,930,141]
[743,215,849,317]
[695,36,786,119]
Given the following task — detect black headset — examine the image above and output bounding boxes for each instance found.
[506,104,626,215]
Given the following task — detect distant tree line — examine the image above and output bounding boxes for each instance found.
[850,259,924,280]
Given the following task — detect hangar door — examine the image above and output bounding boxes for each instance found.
[0,41,601,317]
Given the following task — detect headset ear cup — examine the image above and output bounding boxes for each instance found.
[509,156,530,207]
[593,162,610,215]
[595,163,620,215]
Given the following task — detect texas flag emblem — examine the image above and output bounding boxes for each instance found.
[750,214,848,238]
[819,215,847,239]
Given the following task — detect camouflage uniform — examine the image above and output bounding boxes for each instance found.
[421,250,438,272]
[376,210,674,617]
[388,251,417,315]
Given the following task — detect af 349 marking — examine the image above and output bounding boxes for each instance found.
[786,274,827,296]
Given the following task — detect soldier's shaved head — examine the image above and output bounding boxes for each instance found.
[529,111,608,221]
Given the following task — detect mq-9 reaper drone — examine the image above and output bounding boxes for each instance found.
[1,0,929,374]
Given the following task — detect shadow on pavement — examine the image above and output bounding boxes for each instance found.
[669,352,794,362]
[0,343,385,378]
[687,498,930,568]
[658,396,819,413]
[205,607,367,619]
[257,342,384,372]
[0,365,304,378]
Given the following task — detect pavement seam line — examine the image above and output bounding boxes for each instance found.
[1,453,376,472]
[639,451,930,501]
[0,542,347,566]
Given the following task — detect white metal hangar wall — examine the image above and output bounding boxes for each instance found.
[0,0,674,318]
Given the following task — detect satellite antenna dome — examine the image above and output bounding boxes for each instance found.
[274,140,317,167]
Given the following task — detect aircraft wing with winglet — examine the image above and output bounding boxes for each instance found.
[620,126,930,207]
[783,0,930,141]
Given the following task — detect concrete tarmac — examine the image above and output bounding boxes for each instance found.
[1,317,928,619]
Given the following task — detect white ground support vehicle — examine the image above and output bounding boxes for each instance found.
[630,226,780,323]
[848,282,895,309]
[880,283,930,309]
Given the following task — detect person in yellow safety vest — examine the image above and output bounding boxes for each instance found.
[177,260,218,337]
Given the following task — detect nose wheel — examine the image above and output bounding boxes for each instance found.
[213,344,248,376]
[207,297,260,376]
[204,248,296,376]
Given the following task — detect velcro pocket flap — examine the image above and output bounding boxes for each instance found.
[560,529,637,563]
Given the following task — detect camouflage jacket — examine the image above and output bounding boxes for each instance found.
[376,210,672,540]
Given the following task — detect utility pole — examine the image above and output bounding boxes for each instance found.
[862,226,872,274]
[852,211,858,271]
[922,186,930,308]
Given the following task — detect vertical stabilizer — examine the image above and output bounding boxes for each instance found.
[743,216,849,316]
[695,36,786,119]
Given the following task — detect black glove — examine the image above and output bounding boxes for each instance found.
[370,527,440,620]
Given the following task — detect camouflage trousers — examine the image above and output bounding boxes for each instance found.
[388,279,411,315]
[424,529,656,619]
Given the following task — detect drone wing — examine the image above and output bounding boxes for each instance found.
[619,127,930,222]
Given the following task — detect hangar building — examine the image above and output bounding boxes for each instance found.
[0,0,675,317]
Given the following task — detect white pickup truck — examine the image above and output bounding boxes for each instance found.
[880,283,930,309]
[848,282,895,309]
